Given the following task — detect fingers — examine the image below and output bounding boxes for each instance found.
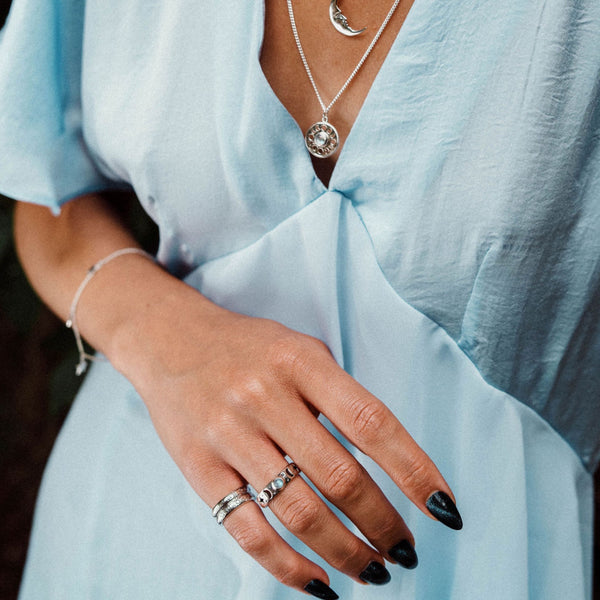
[201,465,337,598]
[264,401,418,568]
[224,499,334,593]
[293,346,462,529]
[221,441,392,585]
[174,327,461,595]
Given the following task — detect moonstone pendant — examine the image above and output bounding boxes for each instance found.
[305,121,339,158]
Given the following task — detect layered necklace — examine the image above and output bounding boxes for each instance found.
[286,0,401,158]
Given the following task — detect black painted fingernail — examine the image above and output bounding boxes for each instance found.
[304,579,339,599]
[426,491,463,530]
[388,539,418,569]
[359,561,391,585]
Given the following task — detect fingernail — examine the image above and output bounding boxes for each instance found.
[426,491,463,530]
[359,561,391,585]
[304,579,339,599]
[388,539,418,569]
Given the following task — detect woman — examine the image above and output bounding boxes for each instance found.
[1,0,598,598]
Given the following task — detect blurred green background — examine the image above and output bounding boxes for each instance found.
[0,1,598,599]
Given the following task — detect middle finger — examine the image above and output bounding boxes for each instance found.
[265,401,419,569]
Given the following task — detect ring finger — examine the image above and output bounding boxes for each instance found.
[202,464,338,599]
[223,440,392,585]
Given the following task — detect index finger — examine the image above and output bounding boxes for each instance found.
[295,354,463,530]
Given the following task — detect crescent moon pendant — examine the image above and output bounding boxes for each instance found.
[329,0,367,37]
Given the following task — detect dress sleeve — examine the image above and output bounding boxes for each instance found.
[0,0,119,213]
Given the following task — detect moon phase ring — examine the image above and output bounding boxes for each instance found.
[257,463,302,507]
[212,486,254,525]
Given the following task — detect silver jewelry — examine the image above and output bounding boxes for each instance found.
[287,0,401,158]
[66,247,155,376]
[212,486,254,525]
[329,0,366,37]
[257,463,301,507]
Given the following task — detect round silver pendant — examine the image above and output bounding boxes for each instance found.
[305,121,339,158]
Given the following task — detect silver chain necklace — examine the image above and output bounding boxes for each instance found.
[287,0,401,158]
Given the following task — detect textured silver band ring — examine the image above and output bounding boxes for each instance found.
[257,463,301,508]
[212,486,254,525]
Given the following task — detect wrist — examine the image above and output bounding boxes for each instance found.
[66,248,156,375]
[102,262,225,382]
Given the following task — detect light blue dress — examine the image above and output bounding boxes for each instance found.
[1,0,599,598]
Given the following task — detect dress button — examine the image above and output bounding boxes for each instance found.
[180,243,193,261]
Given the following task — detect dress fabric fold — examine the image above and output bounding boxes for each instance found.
[19,194,593,599]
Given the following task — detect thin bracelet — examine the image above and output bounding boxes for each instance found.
[66,247,156,376]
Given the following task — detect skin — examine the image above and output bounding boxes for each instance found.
[261,0,415,185]
[14,0,457,595]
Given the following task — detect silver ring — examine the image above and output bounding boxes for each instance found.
[212,486,253,525]
[257,463,301,507]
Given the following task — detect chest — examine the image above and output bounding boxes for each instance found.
[79,0,598,276]
[260,0,414,185]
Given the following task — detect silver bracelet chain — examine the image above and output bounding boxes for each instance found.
[66,247,155,376]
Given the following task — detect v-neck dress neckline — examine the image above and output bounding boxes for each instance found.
[254,0,428,192]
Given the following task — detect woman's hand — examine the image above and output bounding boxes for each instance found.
[113,285,462,597]
[14,196,461,598]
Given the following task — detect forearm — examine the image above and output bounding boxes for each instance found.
[12,194,221,371]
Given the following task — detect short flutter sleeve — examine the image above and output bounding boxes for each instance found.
[0,0,119,213]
